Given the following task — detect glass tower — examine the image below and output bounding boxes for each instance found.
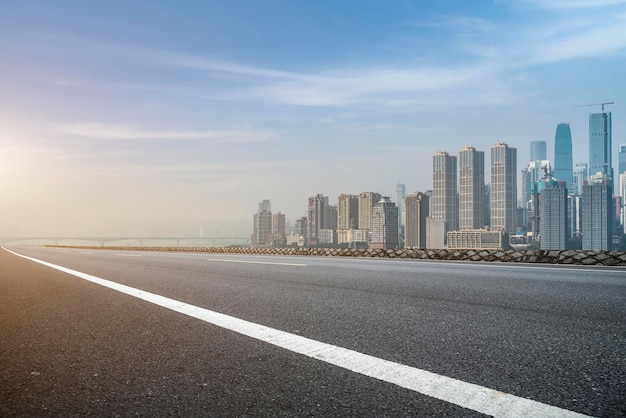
[530,141,547,161]
[619,144,626,177]
[589,112,612,179]
[554,123,573,188]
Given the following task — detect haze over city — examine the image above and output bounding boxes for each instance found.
[1,0,624,238]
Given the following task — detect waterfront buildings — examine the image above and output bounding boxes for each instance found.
[432,151,458,237]
[554,123,574,192]
[459,146,485,230]
[490,142,517,233]
[582,173,613,250]
[589,111,613,180]
[404,192,429,248]
[370,197,399,249]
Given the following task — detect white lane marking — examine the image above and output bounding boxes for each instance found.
[4,247,590,418]
[205,258,307,267]
[115,254,142,257]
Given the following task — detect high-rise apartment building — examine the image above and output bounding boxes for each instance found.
[521,160,551,209]
[324,205,338,231]
[459,146,485,230]
[396,183,406,238]
[370,197,398,249]
[582,173,613,250]
[358,192,381,231]
[573,163,588,196]
[307,194,327,246]
[294,217,307,245]
[404,192,429,248]
[539,181,568,250]
[272,211,287,246]
[337,194,359,230]
[621,172,626,233]
[568,194,582,238]
[589,111,612,179]
[619,145,626,231]
[252,199,272,246]
[554,123,573,190]
[530,141,547,161]
[490,142,517,233]
[432,151,458,234]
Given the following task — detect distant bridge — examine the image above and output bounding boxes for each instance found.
[0,237,251,247]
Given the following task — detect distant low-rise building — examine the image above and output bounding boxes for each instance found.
[337,229,368,245]
[447,229,504,249]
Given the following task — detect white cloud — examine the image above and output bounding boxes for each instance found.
[57,122,277,142]
[529,14,626,63]
[517,0,626,9]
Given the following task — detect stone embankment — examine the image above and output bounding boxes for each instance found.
[50,246,626,266]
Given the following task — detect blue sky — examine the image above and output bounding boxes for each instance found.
[1,0,625,238]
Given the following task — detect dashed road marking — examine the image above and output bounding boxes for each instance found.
[205,258,307,267]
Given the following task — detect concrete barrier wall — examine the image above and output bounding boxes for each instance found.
[51,246,626,266]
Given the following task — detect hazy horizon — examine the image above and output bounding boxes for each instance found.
[1,1,625,238]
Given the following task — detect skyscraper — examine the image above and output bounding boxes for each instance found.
[432,151,458,234]
[554,123,573,189]
[589,111,612,179]
[396,183,406,239]
[490,142,517,233]
[619,144,626,176]
[539,180,568,250]
[307,194,327,246]
[582,173,613,250]
[358,192,381,231]
[370,197,398,249]
[530,141,547,161]
[620,172,626,234]
[252,199,272,246]
[337,194,359,230]
[272,211,287,246]
[404,192,429,248]
[459,146,485,229]
[573,163,588,196]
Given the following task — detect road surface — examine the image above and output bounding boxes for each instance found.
[1,246,624,417]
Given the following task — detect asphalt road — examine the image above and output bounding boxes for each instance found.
[1,246,624,417]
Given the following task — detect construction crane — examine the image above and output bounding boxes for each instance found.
[575,101,614,112]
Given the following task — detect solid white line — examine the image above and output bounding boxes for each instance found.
[115,253,142,257]
[4,247,590,418]
[205,258,307,267]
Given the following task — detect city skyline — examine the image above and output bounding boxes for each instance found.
[1,1,624,238]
